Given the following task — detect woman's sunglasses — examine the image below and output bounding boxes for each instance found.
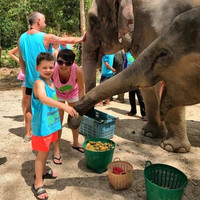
[57,60,73,66]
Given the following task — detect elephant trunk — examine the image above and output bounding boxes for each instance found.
[75,53,153,116]
[82,32,101,93]
[68,43,160,129]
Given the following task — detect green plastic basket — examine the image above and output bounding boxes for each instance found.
[82,138,115,173]
[144,161,188,200]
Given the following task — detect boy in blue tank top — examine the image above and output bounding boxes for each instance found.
[31,52,78,200]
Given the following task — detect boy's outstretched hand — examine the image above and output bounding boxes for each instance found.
[64,105,79,117]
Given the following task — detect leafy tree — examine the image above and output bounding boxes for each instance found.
[0,0,92,66]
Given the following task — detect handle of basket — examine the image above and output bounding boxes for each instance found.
[113,157,121,162]
[145,161,152,168]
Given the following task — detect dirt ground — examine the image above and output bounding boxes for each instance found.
[0,67,200,200]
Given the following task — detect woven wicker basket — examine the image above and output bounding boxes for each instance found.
[107,157,133,190]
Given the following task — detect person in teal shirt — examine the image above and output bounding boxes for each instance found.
[18,11,85,142]
[96,54,116,106]
[123,52,147,121]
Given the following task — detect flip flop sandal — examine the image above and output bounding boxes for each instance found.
[34,168,57,179]
[42,169,57,179]
[52,155,62,165]
[24,135,32,143]
[72,146,84,153]
[31,184,48,200]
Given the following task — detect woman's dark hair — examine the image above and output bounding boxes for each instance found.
[36,52,54,65]
[57,49,75,65]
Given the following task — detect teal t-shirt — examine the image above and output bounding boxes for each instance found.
[31,78,61,137]
[19,32,52,88]
[101,54,115,77]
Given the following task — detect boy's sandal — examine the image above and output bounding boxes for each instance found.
[42,169,57,179]
[34,168,57,179]
[52,155,62,165]
[31,184,48,200]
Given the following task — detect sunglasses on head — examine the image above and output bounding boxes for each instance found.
[57,60,73,66]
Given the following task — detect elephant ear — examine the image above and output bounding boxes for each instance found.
[118,0,134,51]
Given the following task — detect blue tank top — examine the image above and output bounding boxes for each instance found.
[31,78,61,137]
[101,54,115,77]
[19,32,52,88]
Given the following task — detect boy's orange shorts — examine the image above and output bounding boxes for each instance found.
[32,131,58,152]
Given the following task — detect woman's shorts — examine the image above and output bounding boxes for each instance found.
[57,96,78,103]
[32,131,58,152]
[21,80,25,87]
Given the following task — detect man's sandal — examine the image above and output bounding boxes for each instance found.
[34,168,57,179]
[31,184,48,200]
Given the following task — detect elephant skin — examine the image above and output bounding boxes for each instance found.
[69,0,200,153]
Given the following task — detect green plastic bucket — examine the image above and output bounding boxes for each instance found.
[82,138,115,173]
[144,161,188,200]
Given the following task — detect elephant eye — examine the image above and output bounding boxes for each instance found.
[159,51,168,58]
[157,49,172,65]
[151,48,172,69]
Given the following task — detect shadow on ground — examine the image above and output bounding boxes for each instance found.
[9,127,26,138]
[3,115,24,122]
[107,107,200,147]
[20,157,200,200]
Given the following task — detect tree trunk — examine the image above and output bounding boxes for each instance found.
[80,0,86,35]
[0,28,2,68]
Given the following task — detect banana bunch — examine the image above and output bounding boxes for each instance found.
[85,141,113,151]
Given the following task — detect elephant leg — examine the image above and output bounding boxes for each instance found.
[161,106,191,153]
[141,84,166,138]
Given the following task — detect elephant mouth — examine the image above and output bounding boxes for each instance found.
[159,81,165,99]
[159,81,169,120]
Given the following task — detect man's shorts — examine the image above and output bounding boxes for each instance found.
[32,131,58,152]
[25,87,33,95]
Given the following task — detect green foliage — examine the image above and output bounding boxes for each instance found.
[0,0,92,67]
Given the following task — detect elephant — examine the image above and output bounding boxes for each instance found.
[68,0,200,153]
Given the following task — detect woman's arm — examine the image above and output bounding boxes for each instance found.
[18,41,26,75]
[8,47,19,63]
[75,65,85,99]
